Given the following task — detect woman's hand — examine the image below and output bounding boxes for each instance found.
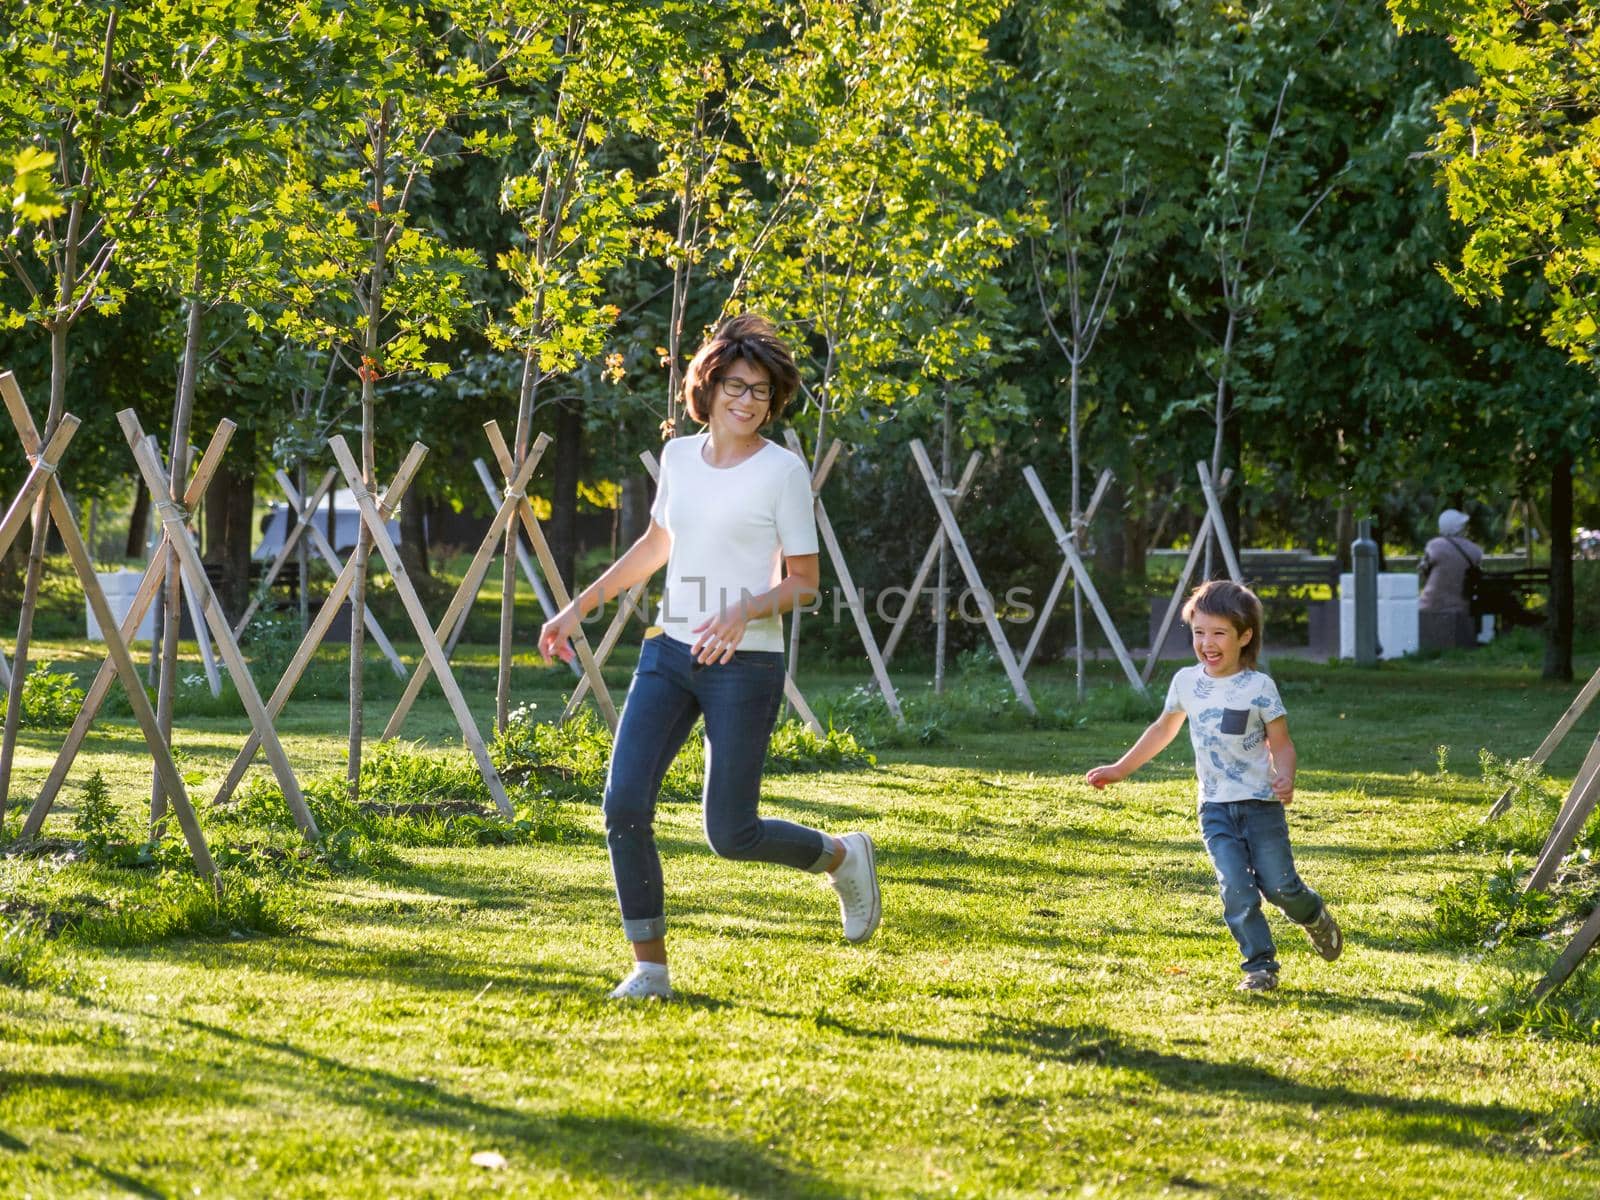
[538,603,581,665]
[690,607,749,665]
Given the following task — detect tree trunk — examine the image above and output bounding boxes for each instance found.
[548,396,584,595]
[0,319,69,821]
[349,102,391,801]
[1095,477,1125,581]
[934,392,952,694]
[620,475,649,547]
[1335,504,1354,572]
[125,484,151,559]
[1543,449,1574,683]
[1221,416,1243,575]
[399,481,428,581]
[202,423,256,622]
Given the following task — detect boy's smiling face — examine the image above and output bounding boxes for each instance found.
[1192,612,1252,677]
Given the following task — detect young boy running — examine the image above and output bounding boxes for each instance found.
[1086,580,1341,991]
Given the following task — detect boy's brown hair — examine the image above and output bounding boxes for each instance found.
[1182,579,1264,669]
[683,313,801,426]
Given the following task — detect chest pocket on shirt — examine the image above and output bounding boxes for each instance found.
[1219,707,1250,736]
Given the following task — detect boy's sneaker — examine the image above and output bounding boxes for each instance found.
[609,962,672,1001]
[827,832,881,944]
[1236,970,1279,993]
[1302,907,1343,962]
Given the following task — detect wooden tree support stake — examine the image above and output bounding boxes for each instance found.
[1524,736,1600,895]
[1487,663,1600,819]
[22,420,237,836]
[215,449,427,809]
[233,465,339,637]
[1196,461,1245,584]
[906,439,1034,714]
[0,378,217,877]
[381,429,550,740]
[1022,466,1146,696]
[1142,467,1236,684]
[882,451,983,664]
[472,457,559,624]
[784,430,903,725]
[1019,467,1115,674]
[328,435,516,817]
[250,469,409,679]
[1533,902,1600,1002]
[483,422,619,732]
[119,410,319,838]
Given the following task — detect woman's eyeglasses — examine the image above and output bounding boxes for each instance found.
[717,377,775,403]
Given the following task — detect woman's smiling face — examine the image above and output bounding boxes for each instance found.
[708,358,773,439]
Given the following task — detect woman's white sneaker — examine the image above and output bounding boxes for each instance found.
[827,832,881,944]
[609,962,672,1000]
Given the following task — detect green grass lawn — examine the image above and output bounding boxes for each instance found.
[2,633,1599,1198]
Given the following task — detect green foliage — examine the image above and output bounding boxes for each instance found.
[1432,861,1559,947]
[762,723,876,775]
[0,915,67,991]
[222,737,586,852]
[69,870,307,949]
[1391,1,1600,374]
[72,769,122,862]
[0,662,85,729]
[2,146,62,223]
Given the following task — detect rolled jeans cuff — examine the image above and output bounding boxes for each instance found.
[622,915,666,942]
[805,840,836,874]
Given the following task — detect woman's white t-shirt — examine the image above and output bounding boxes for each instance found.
[650,433,819,652]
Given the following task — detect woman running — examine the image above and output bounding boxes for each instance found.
[537,314,881,1000]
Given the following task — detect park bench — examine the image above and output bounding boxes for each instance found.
[1478,565,1548,629]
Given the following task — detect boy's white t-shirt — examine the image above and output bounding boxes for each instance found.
[1163,664,1287,806]
[650,433,819,652]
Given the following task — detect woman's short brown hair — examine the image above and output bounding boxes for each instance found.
[682,313,801,425]
[1182,579,1265,669]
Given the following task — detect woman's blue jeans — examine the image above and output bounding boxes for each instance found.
[602,634,832,942]
[1198,800,1323,975]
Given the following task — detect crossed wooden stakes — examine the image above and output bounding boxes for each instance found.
[1017,466,1116,677]
[471,455,559,625]
[881,450,983,667]
[232,467,408,680]
[1142,462,1242,684]
[379,421,618,745]
[783,430,904,726]
[1021,466,1148,698]
[905,438,1035,715]
[1479,661,1600,1000]
[0,379,214,877]
[209,444,425,810]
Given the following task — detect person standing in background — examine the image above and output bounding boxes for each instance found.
[1418,508,1483,650]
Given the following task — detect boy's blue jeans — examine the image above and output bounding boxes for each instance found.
[1199,799,1323,975]
[602,634,833,942]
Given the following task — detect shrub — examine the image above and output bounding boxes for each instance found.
[1433,862,1559,947]
[0,661,85,729]
[73,769,122,860]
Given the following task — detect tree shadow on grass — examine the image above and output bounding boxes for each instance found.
[783,1009,1541,1152]
[162,1015,853,1199]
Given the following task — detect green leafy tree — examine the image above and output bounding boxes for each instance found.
[1389,1,1600,369]
[265,1,519,792]
[1389,0,1600,678]
[723,0,1015,453]
[0,2,236,813]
